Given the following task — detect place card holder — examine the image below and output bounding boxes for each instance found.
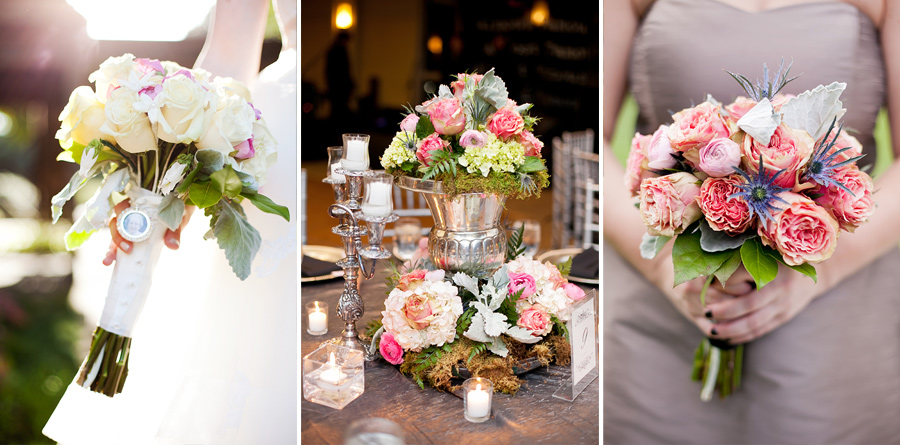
[552,289,598,402]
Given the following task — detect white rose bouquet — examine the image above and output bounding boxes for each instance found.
[52,54,289,396]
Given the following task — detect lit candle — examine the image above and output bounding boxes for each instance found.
[466,383,490,418]
[342,140,368,171]
[320,352,344,385]
[361,182,393,217]
[309,302,327,334]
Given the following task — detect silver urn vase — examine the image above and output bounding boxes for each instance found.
[397,176,507,278]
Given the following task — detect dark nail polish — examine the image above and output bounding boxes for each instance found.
[704,309,713,319]
[711,327,718,336]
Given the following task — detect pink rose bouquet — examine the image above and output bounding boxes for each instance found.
[626,62,876,401]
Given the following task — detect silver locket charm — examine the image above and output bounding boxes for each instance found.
[117,206,153,243]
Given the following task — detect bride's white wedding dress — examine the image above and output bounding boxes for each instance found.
[43,5,297,444]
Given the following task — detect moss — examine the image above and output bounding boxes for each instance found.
[388,170,550,200]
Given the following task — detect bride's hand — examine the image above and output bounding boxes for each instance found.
[102,199,194,265]
[705,266,817,345]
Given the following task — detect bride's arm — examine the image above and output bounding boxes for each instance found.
[707,2,900,344]
[193,0,270,85]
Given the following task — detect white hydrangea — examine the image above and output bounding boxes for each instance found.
[380,131,418,169]
[458,132,525,177]
[381,277,463,351]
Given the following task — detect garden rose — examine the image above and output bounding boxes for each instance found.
[100,87,158,154]
[459,129,486,148]
[667,102,730,162]
[818,130,863,163]
[135,58,165,76]
[698,137,742,177]
[416,133,450,167]
[517,304,552,336]
[740,123,814,190]
[487,107,524,139]
[624,132,653,197]
[211,76,252,101]
[88,54,136,102]
[725,96,757,122]
[697,176,753,235]
[233,118,277,185]
[379,331,405,365]
[451,73,483,98]
[639,172,703,237]
[812,166,875,232]
[428,98,466,135]
[402,294,436,330]
[508,272,537,299]
[196,94,256,156]
[519,130,544,157]
[57,86,106,148]
[545,262,567,289]
[646,125,676,169]
[382,278,463,351]
[563,283,586,301]
[397,269,428,292]
[156,71,215,144]
[400,114,419,132]
[759,191,840,266]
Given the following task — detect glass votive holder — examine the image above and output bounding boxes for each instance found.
[326,146,346,183]
[303,344,365,410]
[361,172,394,218]
[393,218,422,261]
[463,377,493,423]
[306,301,328,336]
[341,133,370,172]
[343,417,406,445]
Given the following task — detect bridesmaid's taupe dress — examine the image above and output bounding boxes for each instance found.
[604,1,900,443]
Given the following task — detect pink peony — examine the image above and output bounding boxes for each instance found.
[624,132,654,197]
[400,114,419,133]
[459,129,487,148]
[759,191,840,266]
[508,272,537,299]
[698,137,741,177]
[639,172,703,237]
[811,166,875,232]
[697,176,753,235]
[667,102,730,163]
[740,123,814,190]
[517,304,552,336]
[646,125,676,170]
[563,283,586,301]
[519,130,544,157]
[451,73,483,98]
[428,98,466,135]
[379,331,405,365]
[487,107,524,139]
[416,133,451,167]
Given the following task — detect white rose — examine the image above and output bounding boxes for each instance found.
[57,86,106,148]
[232,119,277,185]
[159,162,188,195]
[100,87,157,153]
[195,95,255,155]
[88,54,136,103]
[212,76,252,101]
[156,73,215,144]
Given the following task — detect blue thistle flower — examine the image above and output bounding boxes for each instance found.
[803,117,865,196]
[729,158,790,229]
[726,59,799,102]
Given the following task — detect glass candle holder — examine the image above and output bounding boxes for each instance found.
[463,377,493,423]
[344,418,406,445]
[393,217,422,261]
[360,172,394,218]
[306,301,328,335]
[326,146,346,183]
[341,134,370,172]
[303,344,365,410]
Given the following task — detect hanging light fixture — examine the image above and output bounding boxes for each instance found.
[530,0,549,27]
[335,3,354,29]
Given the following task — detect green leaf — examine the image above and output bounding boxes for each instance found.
[640,233,670,260]
[713,249,743,285]
[556,256,573,277]
[785,262,817,283]
[518,156,547,173]
[244,192,290,221]
[475,68,509,109]
[699,220,757,252]
[196,149,225,174]
[415,115,436,139]
[507,224,526,260]
[671,229,736,287]
[211,165,243,199]
[211,200,262,280]
[176,163,203,195]
[235,170,259,194]
[739,238,780,289]
[189,179,224,209]
[157,194,185,231]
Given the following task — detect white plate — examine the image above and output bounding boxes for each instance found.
[536,248,599,285]
[300,245,345,283]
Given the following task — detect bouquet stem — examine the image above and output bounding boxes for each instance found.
[693,274,744,400]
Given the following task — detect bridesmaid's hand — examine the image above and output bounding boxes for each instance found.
[102,199,193,265]
[657,264,756,336]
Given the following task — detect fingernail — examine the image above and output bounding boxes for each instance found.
[167,238,180,249]
[122,242,131,252]
[711,327,719,336]
[704,309,713,319]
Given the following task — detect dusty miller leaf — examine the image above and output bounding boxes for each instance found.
[640,233,670,259]
[212,200,261,280]
[737,98,781,146]
[157,194,185,231]
[699,220,757,252]
[780,81,847,140]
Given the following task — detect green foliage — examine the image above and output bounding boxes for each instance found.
[188,179,224,209]
[419,149,457,180]
[671,227,738,287]
[365,319,384,338]
[243,191,290,221]
[467,342,488,364]
[415,115,436,140]
[556,256,573,277]
[456,306,477,339]
[551,314,569,341]
[176,162,203,195]
[714,249,743,285]
[441,169,549,200]
[497,290,521,324]
[409,344,453,389]
[739,237,780,288]
[209,199,261,280]
[157,194,185,231]
[211,165,242,200]
[507,224,526,261]
[518,156,547,173]
[196,149,225,174]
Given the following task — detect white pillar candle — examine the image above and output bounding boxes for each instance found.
[342,140,368,171]
[466,383,491,418]
[309,308,327,333]
[330,163,346,182]
[362,182,393,217]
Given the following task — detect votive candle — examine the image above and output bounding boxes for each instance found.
[306,301,328,335]
[463,377,492,423]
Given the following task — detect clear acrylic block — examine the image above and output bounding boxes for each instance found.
[302,343,365,410]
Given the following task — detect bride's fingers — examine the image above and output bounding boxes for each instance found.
[163,205,195,250]
[108,200,133,254]
[102,240,118,266]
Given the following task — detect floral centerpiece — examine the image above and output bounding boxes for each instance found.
[51,54,289,396]
[365,233,587,394]
[625,62,875,400]
[380,68,549,199]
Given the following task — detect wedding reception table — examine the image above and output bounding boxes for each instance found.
[300,261,599,444]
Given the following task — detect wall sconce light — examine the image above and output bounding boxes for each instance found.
[531,0,549,27]
[335,3,354,29]
[427,34,443,55]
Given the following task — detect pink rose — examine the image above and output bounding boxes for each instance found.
[487,107,524,139]
[646,125,676,170]
[639,172,703,237]
[400,114,419,133]
[818,130,863,163]
[699,137,741,177]
[771,93,795,110]
[402,294,435,330]
[517,304,552,336]
[416,133,451,167]
[379,331,405,364]
[740,124,814,190]
[563,283,586,301]
[459,129,486,148]
[667,102,730,164]
[233,138,255,160]
[697,176,753,235]
[398,269,428,292]
[725,96,757,122]
[428,98,466,135]
[624,132,654,197]
[545,262,567,289]
[811,166,875,232]
[508,272,537,299]
[519,130,544,157]
[759,192,839,266]
[135,58,164,75]
[451,73,483,98]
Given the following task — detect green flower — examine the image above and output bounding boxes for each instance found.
[381,132,418,169]
[458,133,525,177]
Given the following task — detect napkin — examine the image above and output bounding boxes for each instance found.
[569,247,599,279]
[301,255,342,278]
